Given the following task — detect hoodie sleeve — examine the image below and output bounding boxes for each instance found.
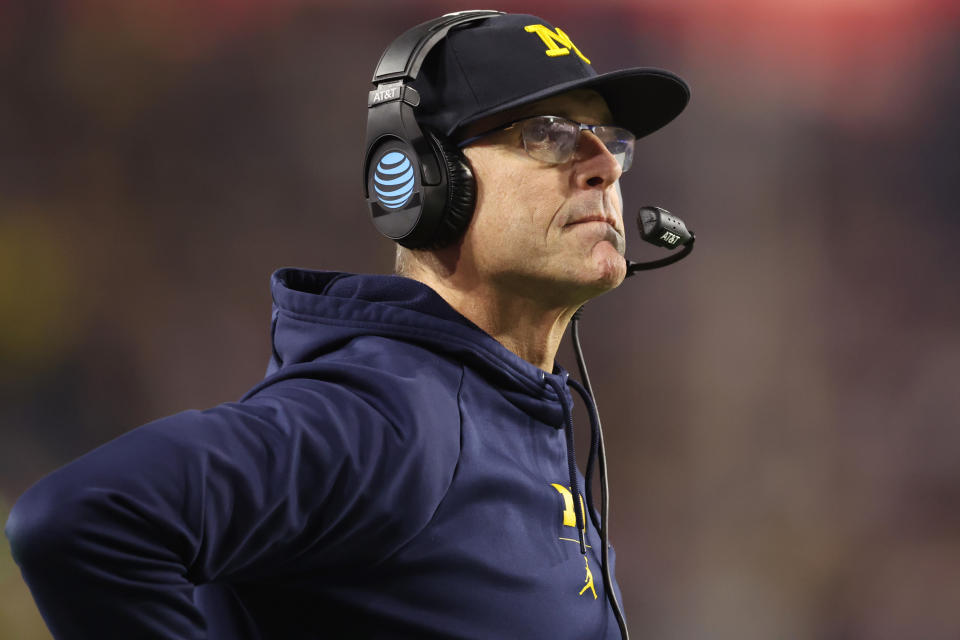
[4,373,462,639]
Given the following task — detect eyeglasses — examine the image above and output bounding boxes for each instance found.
[457,115,635,173]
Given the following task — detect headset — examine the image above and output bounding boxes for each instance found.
[362,10,504,250]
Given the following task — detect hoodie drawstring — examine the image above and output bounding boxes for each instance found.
[568,378,603,536]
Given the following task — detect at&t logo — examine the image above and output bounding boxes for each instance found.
[374,151,416,209]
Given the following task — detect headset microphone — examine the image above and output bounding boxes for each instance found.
[624,205,696,275]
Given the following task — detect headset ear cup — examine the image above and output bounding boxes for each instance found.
[427,132,476,249]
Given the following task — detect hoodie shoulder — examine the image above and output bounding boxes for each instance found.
[246,334,465,445]
[240,343,466,558]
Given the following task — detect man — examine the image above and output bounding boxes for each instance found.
[5,11,688,639]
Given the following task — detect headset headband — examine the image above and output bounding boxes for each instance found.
[371,10,504,84]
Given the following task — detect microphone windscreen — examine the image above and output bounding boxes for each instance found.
[637,206,692,250]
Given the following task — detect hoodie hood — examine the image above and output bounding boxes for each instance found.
[261,268,573,425]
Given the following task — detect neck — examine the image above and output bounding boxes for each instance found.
[436,280,577,372]
[405,251,579,372]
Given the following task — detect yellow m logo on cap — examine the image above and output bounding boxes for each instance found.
[524,25,591,65]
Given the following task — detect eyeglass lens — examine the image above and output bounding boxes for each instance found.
[520,116,634,172]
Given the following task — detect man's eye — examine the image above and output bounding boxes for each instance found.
[527,123,551,142]
[546,125,570,142]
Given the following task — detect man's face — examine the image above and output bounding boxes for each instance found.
[459,89,627,306]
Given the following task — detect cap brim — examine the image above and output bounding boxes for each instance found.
[451,67,690,140]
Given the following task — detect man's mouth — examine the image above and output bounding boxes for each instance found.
[565,214,622,234]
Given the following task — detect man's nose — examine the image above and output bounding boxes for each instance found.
[573,131,623,189]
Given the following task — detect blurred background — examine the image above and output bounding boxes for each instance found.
[1,0,958,638]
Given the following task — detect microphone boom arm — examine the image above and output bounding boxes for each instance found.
[625,233,695,276]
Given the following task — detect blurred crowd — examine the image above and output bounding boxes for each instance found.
[2,1,958,638]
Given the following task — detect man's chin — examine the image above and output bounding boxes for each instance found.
[589,243,627,288]
[560,255,625,304]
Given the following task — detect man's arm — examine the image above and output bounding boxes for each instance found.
[5,376,460,639]
[6,410,224,639]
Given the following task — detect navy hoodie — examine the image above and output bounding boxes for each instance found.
[6,269,623,639]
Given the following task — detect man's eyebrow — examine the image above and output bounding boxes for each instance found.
[517,102,614,123]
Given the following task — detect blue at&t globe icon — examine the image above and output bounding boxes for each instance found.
[374,151,416,209]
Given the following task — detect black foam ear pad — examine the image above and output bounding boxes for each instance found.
[426,131,476,249]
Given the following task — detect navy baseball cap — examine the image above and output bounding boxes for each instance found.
[410,12,690,140]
